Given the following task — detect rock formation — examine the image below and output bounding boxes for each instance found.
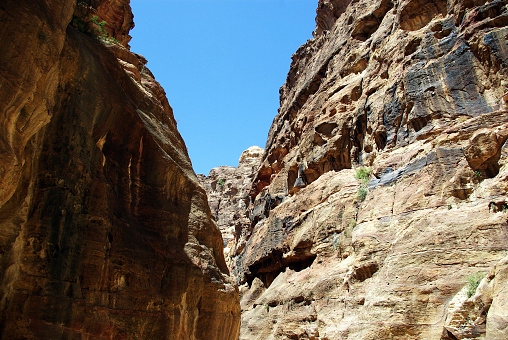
[0,0,240,338]
[228,0,508,338]
[442,255,508,339]
[199,146,264,270]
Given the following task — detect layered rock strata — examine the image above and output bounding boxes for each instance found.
[199,146,264,269]
[234,0,508,338]
[0,0,240,338]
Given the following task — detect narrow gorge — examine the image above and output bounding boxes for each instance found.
[1,0,508,339]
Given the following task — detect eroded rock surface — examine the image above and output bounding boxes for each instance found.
[0,0,240,338]
[199,146,264,269]
[233,0,508,338]
[442,255,508,339]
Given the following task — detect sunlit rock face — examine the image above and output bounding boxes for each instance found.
[441,255,508,340]
[199,146,264,271]
[232,0,508,338]
[0,0,240,338]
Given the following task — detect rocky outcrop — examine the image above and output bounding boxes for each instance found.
[442,255,508,339]
[199,146,264,269]
[235,0,508,338]
[73,0,134,47]
[95,0,134,47]
[0,0,240,339]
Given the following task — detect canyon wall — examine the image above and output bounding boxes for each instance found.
[0,0,240,339]
[199,146,264,271]
[232,0,508,339]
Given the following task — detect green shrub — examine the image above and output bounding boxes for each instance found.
[466,272,484,298]
[90,15,119,44]
[217,178,225,186]
[355,167,372,185]
[89,15,105,29]
[357,187,367,201]
[355,167,371,202]
[71,8,119,45]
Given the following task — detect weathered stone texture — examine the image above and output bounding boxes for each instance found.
[0,0,240,339]
[96,0,134,47]
[199,146,264,270]
[74,0,134,47]
[235,0,508,338]
[442,255,508,339]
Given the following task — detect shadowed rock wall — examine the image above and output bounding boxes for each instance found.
[0,0,240,338]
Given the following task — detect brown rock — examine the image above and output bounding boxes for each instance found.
[96,0,135,47]
[73,0,134,48]
[442,255,508,339]
[199,146,264,269]
[232,0,508,338]
[485,256,508,339]
[314,0,352,37]
[0,0,240,338]
[464,128,505,177]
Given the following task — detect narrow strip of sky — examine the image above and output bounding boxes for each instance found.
[130,0,317,175]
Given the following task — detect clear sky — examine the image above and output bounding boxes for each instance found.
[130,0,317,175]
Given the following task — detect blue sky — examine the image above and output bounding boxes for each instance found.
[130,0,317,175]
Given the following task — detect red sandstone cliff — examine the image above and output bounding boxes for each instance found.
[230,0,508,339]
[0,0,240,338]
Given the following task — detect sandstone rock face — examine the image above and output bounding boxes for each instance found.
[235,0,508,338]
[95,0,135,47]
[442,255,508,339]
[199,146,264,269]
[0,1,240,339]
[74,0,134,48]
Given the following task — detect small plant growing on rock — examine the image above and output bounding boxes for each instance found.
[217,178,225,186]
[89,15,106,31]
[349,219,357,228]
[355,167,372,202]
[355,167,372,183]
[89,15,120,44]
[72,1,119,45]
[466,272,484,298]
[357,187,368,201]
